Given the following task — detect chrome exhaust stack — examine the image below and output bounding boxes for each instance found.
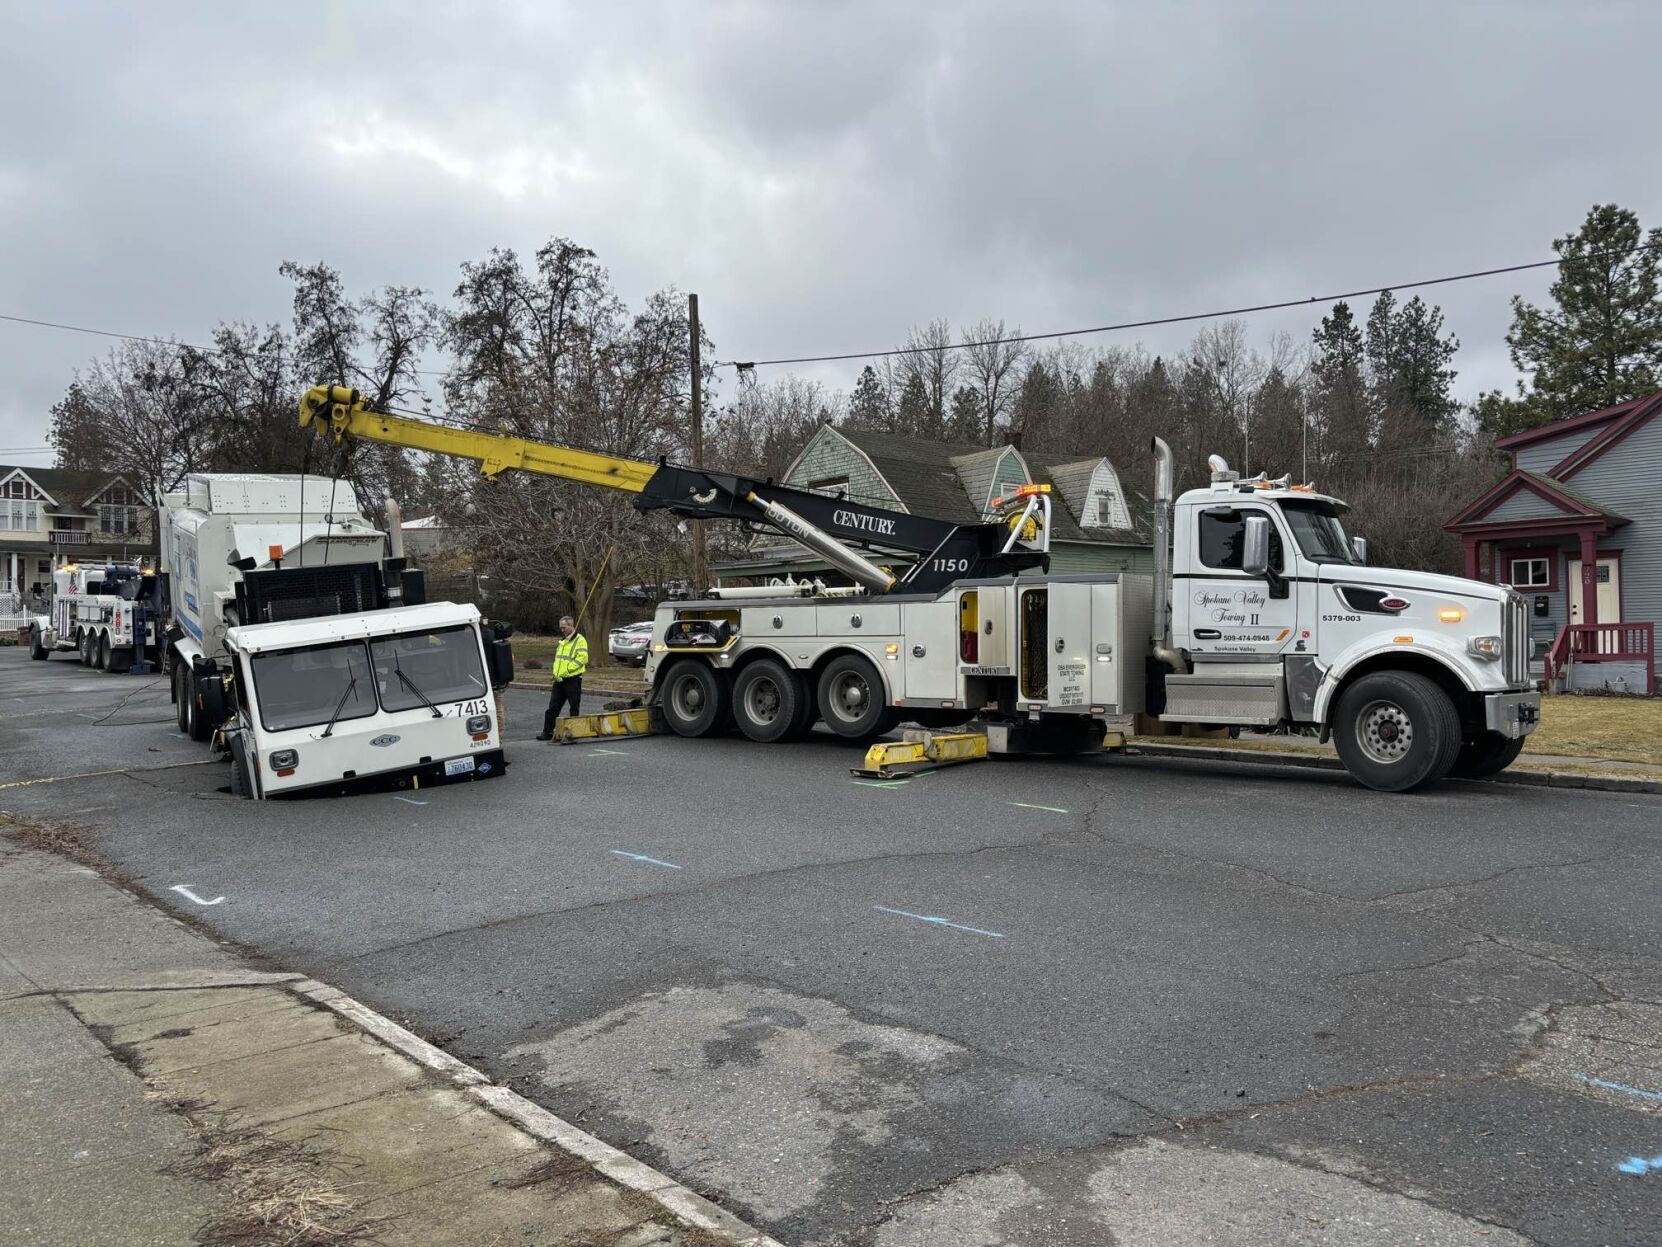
[1149,437,1187,675]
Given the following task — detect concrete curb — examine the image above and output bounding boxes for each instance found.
[290,978,784,1247]
[1127,742,1662,795]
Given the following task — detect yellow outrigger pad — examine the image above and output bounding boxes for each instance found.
[555,706,661,743]
[852,730,988,779]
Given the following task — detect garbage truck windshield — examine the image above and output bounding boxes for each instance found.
[250,640,377,732]
[370,627,488,713]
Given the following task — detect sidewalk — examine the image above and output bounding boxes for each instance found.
[0,826,776,1247]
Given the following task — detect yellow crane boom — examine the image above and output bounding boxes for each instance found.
[299,384,657,493]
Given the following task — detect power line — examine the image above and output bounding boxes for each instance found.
[716,240,1662,370]
[5,237,1658,387]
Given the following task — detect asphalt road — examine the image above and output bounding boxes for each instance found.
[3,645,1660,1246]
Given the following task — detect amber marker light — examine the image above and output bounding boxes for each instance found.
[1438,608,1465,623]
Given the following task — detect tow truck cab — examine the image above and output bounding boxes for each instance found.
[219,602,510,800]
[1159,462,1539,788]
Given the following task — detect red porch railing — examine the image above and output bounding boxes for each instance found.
[1545,622,1656,694]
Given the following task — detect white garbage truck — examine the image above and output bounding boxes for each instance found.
[302,385,1540,791]
[157,473,515,800]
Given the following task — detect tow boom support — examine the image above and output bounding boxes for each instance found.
[299,384,1049,594]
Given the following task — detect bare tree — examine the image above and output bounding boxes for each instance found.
[895,319,957,439]
[961,318,1028,446]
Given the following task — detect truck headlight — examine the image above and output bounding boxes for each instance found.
[269,749,299,773]
[466,714,491,738]
[1467,635,1502,661]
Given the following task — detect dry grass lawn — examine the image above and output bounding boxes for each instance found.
[511,632,647,687]
[1529,693,1662,766]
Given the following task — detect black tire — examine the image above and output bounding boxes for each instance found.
[1332,670,1462,792]
[78,630,91,665]
[816,653,897,742]
[108,647,133,674]
[173,663,192,734]
[658,660,730,738]
[1448,732,1526,780]
[732,659,805,744]
[95,633,110,672]
[228,734,254,799]
[29,627,48,660]
[186,669,215,743]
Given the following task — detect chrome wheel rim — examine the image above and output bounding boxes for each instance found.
[743,677,783,725]
[671,675,706,719]
[828,671,869,724]
[1356,699,1413,765]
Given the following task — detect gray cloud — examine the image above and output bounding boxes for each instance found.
[3,0,1659,461]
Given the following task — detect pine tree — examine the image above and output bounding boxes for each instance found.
[846,365,888,430]
[1367,291,1459,449]
[1310,302,1372,469]
[895,373,930,434]
[948,384,983,443]
[1507,203,1662,422]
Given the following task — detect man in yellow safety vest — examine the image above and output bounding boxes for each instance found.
[537,615,589,741]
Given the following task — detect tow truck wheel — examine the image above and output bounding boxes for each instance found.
[108,646,133,674]
[1448,732,1526,779]
[659,660,730,738]
[1332,671,1462,792]
[733,659,804,744]
[29,626,48,660]
[816,653,897,742]
[95,633,110,672]
[77,630,91,665]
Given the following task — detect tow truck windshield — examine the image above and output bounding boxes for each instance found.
[1280,499,1358,565]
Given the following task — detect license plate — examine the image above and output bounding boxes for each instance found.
[444,757,476,777]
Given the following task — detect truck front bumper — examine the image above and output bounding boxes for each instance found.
[1484,690,1541,739]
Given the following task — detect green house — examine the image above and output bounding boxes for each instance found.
[713,426,1152,584]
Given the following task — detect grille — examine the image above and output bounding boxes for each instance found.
[237,565,382,624]
[1504,591,1528,687]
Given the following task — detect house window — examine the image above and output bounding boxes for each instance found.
[1508,557,1551,589]
[99,505,140,535]
[0,500,39,531]
[807,476,849,498]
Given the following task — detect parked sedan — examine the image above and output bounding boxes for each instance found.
[607,621,654,667]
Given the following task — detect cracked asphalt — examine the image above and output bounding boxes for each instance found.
[3,647,1660,1245]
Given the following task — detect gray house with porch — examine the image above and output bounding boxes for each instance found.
[1445,390,1660,693]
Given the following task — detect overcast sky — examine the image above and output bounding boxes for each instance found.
[3,1,1658,465]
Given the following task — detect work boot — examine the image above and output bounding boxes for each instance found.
[535,731,552,741]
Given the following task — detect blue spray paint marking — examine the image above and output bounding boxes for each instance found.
[873,906,1004,938]
[1617,1154,1662,1175]
[1009,801,1069,814]
[393,796,428,806]
[611,850,682,870]
[1577,1074,1662,1103]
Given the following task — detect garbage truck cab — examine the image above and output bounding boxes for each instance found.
[218,601,511,800]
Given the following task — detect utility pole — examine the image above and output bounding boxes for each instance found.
[688,293,708,595]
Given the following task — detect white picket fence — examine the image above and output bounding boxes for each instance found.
[0,590,31,642]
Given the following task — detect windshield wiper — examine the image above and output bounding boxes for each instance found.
[320,674,358,739]
[393,660,445,719]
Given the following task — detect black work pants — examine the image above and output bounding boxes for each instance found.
[543,676,583,736]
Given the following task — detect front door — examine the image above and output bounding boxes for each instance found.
[1569,556,1621,648]
[1178,504,1301,658]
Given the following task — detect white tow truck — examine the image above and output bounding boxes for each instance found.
[157,473,514,799]
[303,385,1541,791]
[28,560,163,671]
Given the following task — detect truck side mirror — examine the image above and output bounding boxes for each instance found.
[1351,536,1368,564]
[1242,515,1271,576]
